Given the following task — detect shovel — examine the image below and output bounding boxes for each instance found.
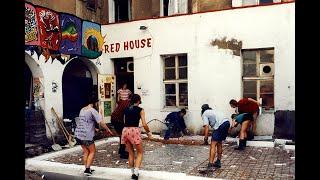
[43,112,62,151]
[51,107,77,147]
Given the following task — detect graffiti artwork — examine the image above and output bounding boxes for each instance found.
[82,21,104,59]
[25,3,40,45]
[36,7,61,51]
[59,14,82,55]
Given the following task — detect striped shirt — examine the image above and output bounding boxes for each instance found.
[117,89,132,101]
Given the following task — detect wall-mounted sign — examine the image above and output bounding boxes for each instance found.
[103,38,152,53]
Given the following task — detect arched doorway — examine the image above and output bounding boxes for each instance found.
[24,63,32,109]
[25,53,46,144]
[62,58,98,120]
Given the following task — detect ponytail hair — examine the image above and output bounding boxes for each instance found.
[129,94,141,109]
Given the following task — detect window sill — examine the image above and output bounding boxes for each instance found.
[261,109,275,114]
[161,107,188,112]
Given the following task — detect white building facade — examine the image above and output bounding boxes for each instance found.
[25,2,294,138]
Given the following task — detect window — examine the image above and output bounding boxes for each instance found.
[161,0,188,17]
[163,0,169,16]
[259,0,274,4]
[108,0,131,23]
[242,48,274,110]
[241,0,276,6]
[115,0,131,22]
[242,0,258,6]
[163,54,188,107]
[87,0,97,11]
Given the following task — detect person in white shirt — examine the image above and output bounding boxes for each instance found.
[117,83,132,102]
[201,104,230,169]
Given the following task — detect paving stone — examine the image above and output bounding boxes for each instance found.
[52,139,295,179]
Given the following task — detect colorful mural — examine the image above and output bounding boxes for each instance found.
[59,14,82,55]
[25,3,104,64]
[25,3,40,46]
[36,7,61,51]
[82,21,104,59]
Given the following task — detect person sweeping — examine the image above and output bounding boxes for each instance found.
[201,104,230,170]
[75,96,113,176]
[121,94,152,180]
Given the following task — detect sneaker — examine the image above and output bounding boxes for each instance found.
[207,163,215,171]
[131,174,139,180]
[84,169,92,176]
[213,160,221,168]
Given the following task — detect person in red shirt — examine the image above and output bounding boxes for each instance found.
[229,98,260,149]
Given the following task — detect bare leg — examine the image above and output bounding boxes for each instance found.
[134,144,144,168]
[209,141,218,163]
[217,142,222,160]
[240,121,250,140]
[81,145,89,168]
[86,143,96,168]
[252,112,258,134]
[126,142,135,168]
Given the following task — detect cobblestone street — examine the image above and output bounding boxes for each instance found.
[52,139,295,179]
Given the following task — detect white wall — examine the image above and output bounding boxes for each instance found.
[24,51,113,138]
[25,3,294,137]
[100,3,295,135]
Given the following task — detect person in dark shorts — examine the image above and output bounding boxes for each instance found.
[122,94,152,180]
[111,99,131,159]
[229,98,260,138]
[231,113,254,150]
[75,97,114,176]
[201,104,230,169]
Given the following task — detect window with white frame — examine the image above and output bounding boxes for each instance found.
[161,0,188,17]
[163,54,188,107]
[108,0,131,23]
[241,0,277,6]
[242,48,274,110]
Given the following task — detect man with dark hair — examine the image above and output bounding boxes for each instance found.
[164,109,189,140]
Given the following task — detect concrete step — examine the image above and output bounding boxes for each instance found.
[26,159,220,180]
